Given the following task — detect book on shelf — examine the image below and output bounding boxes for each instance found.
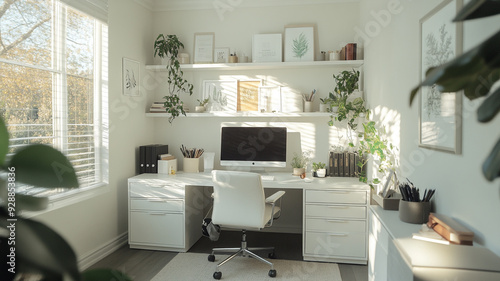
[338,153,344,176]
[349,152,355,177]
[328,152,335,177]
[343,152,350,177]
[345,43,357,60]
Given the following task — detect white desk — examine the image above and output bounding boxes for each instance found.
[128,172,369,264]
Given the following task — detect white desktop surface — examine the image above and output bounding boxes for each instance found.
[128,171,368,190]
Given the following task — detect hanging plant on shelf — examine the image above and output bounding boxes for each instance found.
[154,34,194,123]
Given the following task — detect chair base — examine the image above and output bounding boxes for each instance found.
[208,230,277,279]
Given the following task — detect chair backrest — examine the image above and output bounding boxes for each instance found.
[211,170,266,229]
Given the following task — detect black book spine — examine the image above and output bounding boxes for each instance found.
[338,153,344,177]
[139,146,146,174]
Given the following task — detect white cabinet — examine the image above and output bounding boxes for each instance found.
[128,178,203,252]
[303,187,368,264]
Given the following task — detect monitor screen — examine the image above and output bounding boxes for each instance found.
[220,127,287,167]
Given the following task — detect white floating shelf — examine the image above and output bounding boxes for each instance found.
[146,112,333,118]
[146,60,363,72]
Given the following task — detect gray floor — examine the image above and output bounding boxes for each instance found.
[88,231,367,281]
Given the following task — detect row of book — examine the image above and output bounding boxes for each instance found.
[138,144,168,173]
[328,151,364,177]
[149,101,166,113]
[340,43,357,60]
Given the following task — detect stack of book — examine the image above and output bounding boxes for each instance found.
[328,151,364,177]
[149,101,166,113]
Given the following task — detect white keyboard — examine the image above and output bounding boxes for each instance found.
[261,175,275,181]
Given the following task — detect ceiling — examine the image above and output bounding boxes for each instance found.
[133,0,359,12]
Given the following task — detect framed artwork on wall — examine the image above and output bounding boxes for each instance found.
[418,0,463,154]
[122,57,140,96]
[258,85,282,112]
[284,25,315,62]
[202,80,237,112]
[194,32,215,64]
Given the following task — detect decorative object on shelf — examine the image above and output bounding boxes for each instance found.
[410,1,499,181]
[194,32,215,64]
[195,98,210,113]
[228,53,238,63]
[329,50,340,61]
[202,80,237,112]
[154,34,194,123]
[214,47,229,63]
[258,85,282,113]
[291,151,310,176]
[237,80,261,112]
[302,89,316,112]
[178,53,189,64]
[343,43,357,60]
[327,69,369,130]
[180,145,204,173]
[398,179,434,224]
[252,33,282,63]
[284,24,315,62]
[122,57,140,96]
[312,162,327,177]
[203,152,216,172]
[416,0,463,154]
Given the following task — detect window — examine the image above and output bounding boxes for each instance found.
[0,0,108,199]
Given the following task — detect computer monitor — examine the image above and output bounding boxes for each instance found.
[220,126,287,168]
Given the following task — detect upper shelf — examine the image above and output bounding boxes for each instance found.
[145,60,364,72]
[146,112,333,118]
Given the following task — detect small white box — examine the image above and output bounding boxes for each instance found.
[158,159,177,174]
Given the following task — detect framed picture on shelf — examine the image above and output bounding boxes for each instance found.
[214,47,230,63]
[284,25,315,62]
[258,85,282,112]
[418,0,463,154]
[237,80,262,112]
[252,34,282,63]
[122,57,140,96]
[194,32,215,64]
[202,80,237,112]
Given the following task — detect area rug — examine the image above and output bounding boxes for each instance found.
[151,252,342,280]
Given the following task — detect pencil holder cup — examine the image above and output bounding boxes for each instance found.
[183,158,200,173]
[304,101,312,112]
[399,200,431,224]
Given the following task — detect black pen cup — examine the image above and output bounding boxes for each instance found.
[399,200,431,224]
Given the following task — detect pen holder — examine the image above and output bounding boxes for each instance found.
[399,200,431,224]
[183,157,200,173]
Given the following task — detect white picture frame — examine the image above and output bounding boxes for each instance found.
[214,47,230,63]
[418,0,463,154]
[252,34,282,63]
[122,57,140,96]
[194,32,215,64]
[258,86,282,113]
[284,25,315,62]
[202,80,238,112]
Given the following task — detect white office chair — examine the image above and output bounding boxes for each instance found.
[208,170,285,280]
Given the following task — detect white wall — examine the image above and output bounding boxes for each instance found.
[32,0,155,267]
[360,0,500,255]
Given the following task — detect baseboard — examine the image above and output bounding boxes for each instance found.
[78,232,128,270]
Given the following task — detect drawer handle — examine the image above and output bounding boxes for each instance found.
[148,199,166,202]
[325,219,348,223]
[328,233,348,237]
[149,212,167,215]
[328,206,349,209]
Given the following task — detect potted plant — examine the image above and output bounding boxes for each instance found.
[291,152,310,176]
[195,98,209,113]
[312,162,327,177]
[154,34,194,123]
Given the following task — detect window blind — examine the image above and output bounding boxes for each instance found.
[59,0,108,23]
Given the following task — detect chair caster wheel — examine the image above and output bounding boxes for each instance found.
[213,271,222,279]
[269,269,277,277]
[268,252,276,259]
[208,254,215,262]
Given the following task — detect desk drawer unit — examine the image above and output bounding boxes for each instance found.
[128,178,202,252]
[303,188,368,264]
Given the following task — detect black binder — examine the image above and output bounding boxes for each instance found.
[139,144,169,174]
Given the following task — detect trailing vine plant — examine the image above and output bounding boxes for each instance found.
[154,34,194,123]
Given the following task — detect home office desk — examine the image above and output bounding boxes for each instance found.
[128,172,369,264]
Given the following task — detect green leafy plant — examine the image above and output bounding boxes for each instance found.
[409,0,500,181]
[312,162,326,171]
[291,152,310,169]
[351,121,398,189]
[197,98,209,107]
[154,34,194,123]
[327,70,370,130]
[0,117,131,281]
